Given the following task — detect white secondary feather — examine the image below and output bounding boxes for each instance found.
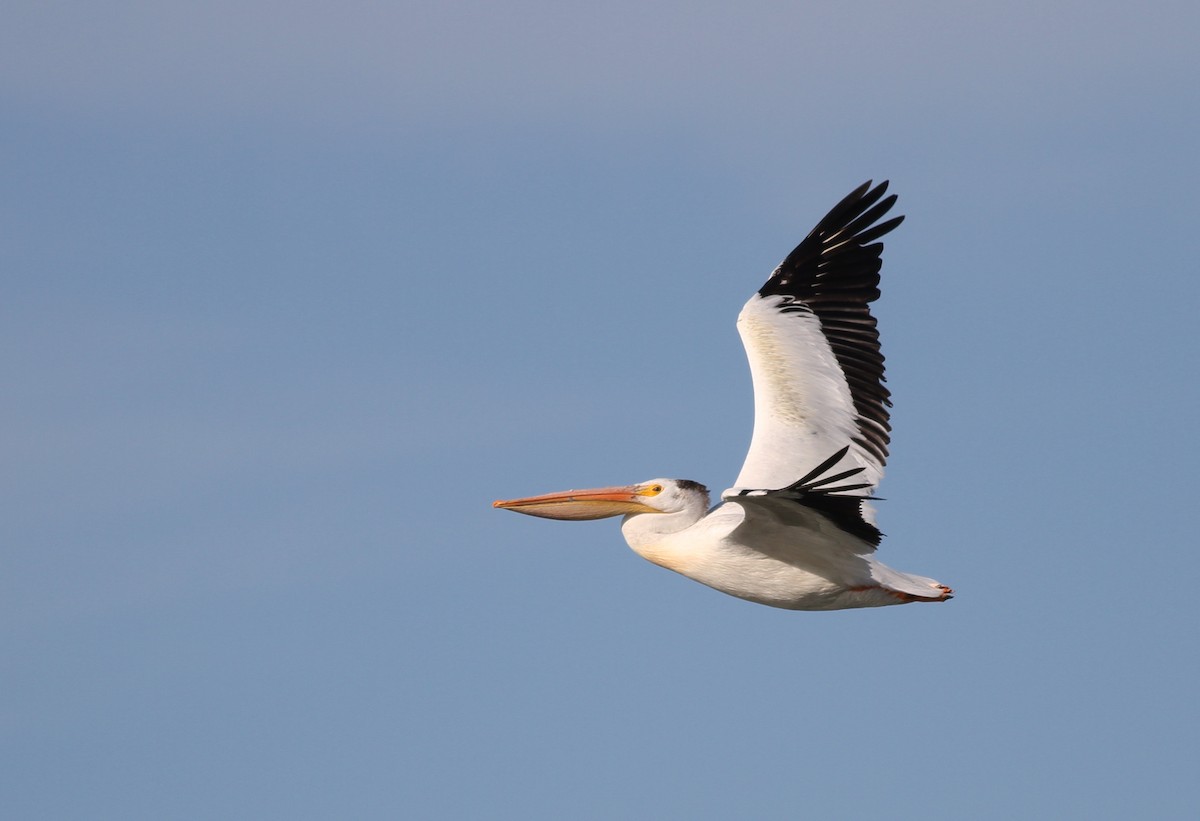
[730,293,884,496]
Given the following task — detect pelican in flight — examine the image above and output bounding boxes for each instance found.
[494,181,951,610]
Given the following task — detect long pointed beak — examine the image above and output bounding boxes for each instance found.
[493,485,658,520]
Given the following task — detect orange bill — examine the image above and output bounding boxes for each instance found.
[493,485,659,520]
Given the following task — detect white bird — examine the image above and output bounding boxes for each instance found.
[494,181,951,610]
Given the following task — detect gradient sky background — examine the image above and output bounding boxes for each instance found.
[4,2,1199,818]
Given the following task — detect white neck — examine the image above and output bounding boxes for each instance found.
[619,504,707,553]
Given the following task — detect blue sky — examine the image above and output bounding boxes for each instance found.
[4,2,1198,818]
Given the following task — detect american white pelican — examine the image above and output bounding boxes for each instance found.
[495,181,951,610]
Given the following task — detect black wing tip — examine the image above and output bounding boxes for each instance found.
[760,180,903,298]
[807,179,901,249]
[844,179,885,202]
[781,446,877,498]
[790,451,885,546]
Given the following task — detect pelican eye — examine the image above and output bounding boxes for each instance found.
[640,484,664,497]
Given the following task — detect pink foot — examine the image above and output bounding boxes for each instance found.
[887,583,954,603]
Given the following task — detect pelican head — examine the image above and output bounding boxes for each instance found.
[494,478,710,521]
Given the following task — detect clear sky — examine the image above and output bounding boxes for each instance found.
[4,2,1198,818]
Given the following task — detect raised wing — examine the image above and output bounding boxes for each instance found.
[730,181,903,506]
